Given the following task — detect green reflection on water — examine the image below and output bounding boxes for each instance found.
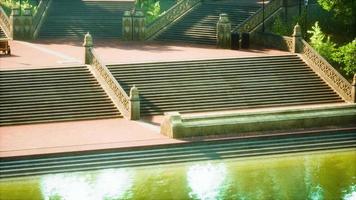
[0,149,355,200]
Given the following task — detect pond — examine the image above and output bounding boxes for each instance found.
[0,148,355,200]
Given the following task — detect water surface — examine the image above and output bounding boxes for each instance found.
[0,149,355,200]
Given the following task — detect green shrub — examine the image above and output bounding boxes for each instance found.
[332,39,356,76]
[307,21,336,60]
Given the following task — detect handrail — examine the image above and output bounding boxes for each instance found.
[87,47,131,118]
[32,0,47,32]
[0,6,11,38]
[300,40,352,102]
[32,0,51,39]
[145,0,201,40]
[234,0,283,33]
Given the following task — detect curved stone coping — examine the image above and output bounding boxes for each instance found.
[161,104,356,138]
[0,128,355,178]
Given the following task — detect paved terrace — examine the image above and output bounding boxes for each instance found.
[0,39,298,157]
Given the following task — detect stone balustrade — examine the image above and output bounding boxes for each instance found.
[299,40,353,102]
[83,33,140,120]
[144,0,201,40]
[0,6,11,38]
[0,0,51,39]
[235,0,283,34]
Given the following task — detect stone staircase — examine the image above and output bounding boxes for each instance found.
[0,66,121,126]
[154,0,260,45]
[1,129,355,178]
[0,26,6,38]
[107,55,344,116]
[38,0,133,39]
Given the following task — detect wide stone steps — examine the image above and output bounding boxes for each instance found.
[154,1,260,45]
[108,55,344,116]
[0,66,121,126]
[1,129,355,178]
[38,0,133,39]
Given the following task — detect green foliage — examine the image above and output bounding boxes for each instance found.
[0,0,38,15]
[317,0,355,27]
[332,39,356,75]
[146,1,160,23]
[136,0,161,24]
[307,21,356,77]
[307,21,336,59]
[271,16,290,36]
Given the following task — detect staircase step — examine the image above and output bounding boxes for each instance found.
[108,55,344,116]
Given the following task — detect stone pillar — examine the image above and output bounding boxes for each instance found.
[129,85,140,120]
[160,112,183,138]
[83,32,93,64]
[22,8,33,40]
[122,10,133,41]
[292,23,302,53]
[10,8,21,39]
[352,74,356,103]
[216,13,231,49]
[132,9,145,41]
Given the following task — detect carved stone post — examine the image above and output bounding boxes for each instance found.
[216,13,231,49]
[292,23,302,53]
[352,74,356,103]
[133,9,145,41]
[129,85,140,120]
[10,8,20,39]
[122,10,133,41]
[160,112,183,138]
[83,32,93,65]
[22,8,32,40]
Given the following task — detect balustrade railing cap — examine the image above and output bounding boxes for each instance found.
[23,8,32,16]
[83,32,93,47]
[134,10,145,17]
[11,7,20,16]
[293,23,302,37]
[123,10,132,16]
[218,13,230,23]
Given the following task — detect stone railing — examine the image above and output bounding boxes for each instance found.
[144,0,201,40]
[252,32,293,52]
[0,6,11,38]
[32,0,51,39]
[87,48,131,117]
[300,40,353,102]
[235,0,283,33]
[83,33,140,120]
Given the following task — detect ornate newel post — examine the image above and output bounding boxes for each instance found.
[22,8,33,40]
[10,7,20,39]
[133,9,145,41]
[129,85,140,120]
[352,74,356,103]
[122,10,133,41]
[292,23,302,53]
[83,32,93,65]
[216,13,231,49]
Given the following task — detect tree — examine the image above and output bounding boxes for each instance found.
[317,0,356,34]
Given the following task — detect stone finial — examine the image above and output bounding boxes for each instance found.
[218,13,230,23]
[293,23,302,37]
[129,85,140,120]
[217,13,231,49]
[352,74,356,86]
[11,7,20,16]
[83,32,93,47]
[130,85,139,100]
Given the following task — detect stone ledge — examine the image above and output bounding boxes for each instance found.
[161,104,356,138]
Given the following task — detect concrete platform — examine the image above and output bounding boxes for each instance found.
[0,40,291,70]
